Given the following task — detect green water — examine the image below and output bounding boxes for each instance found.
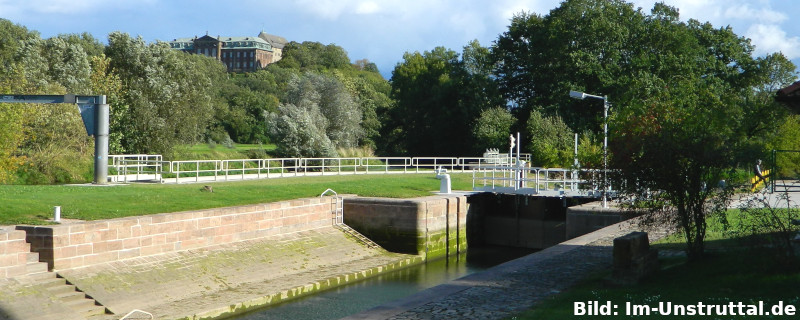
[233,246,534,320]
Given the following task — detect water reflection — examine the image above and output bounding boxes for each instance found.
[234,246,534,320]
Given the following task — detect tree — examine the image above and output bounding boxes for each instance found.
[332,69,392,149]
[0,20,38,181]
[277,41,351,71]
[0,19,38,73]
[525,110,574,167]
[89,54,127,154]
[608,4,781,260]
[493,0,795,260]
[386,43,500,156]
[266,102,337,158]
[473,107,516,152]
[614,77,744,260]
[493,0,645,133]
[266,72,363,157]
[105,32,226,155]
[353,59,379,73]
[57,32,104,58]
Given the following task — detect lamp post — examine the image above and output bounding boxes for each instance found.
[569,90,608,208]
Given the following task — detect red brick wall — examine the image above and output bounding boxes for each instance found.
[16,197,335,271]
[0,230,37,278]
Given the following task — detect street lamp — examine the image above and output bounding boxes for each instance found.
[569,90,609,208]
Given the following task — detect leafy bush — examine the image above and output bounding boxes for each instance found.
[337,146,375,158]
[266,102,337,158]
[266,72,364,157]
[473,107,516,152]
[525,110,574,167]
[733,192,800,270]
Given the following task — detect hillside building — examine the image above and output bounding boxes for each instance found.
[169,32,288,72]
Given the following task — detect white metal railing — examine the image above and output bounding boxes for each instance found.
[109,154,163,183]
[109,154,568,186]
[171,160,223,183]
[411,157,459,173]
[472,164,608,197]
[300,158,361,175]
[360,157,412,173]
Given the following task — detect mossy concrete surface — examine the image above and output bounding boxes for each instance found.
[54,227,419,319]
[0,277,87,320]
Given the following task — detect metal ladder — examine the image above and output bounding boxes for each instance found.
[320,189,381,249]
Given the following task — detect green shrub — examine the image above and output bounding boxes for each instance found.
[526,110,574,167]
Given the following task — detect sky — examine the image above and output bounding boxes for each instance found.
[1,0,799,80]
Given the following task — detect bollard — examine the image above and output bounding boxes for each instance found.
[435,166,451,194]
[54,206,61,222]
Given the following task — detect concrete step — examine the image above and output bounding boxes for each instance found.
[46,283,76,296]
[38,276,68,288]
[26,262,48,274]
[15,269,56,282]
[64,298,97,311]
[26,251,40,263]
[56,291,87,303]
[83,305,109,318]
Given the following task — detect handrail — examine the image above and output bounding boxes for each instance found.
[472,165,608,197]
[108,154,601,188]
[320,188,338,197]
[119,309,154,320]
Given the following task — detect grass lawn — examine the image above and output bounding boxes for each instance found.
[0,173,474,225]
[511,209,800,319]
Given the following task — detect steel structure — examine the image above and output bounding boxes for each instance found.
[0,94,109,184]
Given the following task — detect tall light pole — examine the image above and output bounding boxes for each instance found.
[569,90,608,208]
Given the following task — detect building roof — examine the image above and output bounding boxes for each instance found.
[258,31,288,49]
[776,80,800,113]
[220,36,271,50]
[168,35,273,51]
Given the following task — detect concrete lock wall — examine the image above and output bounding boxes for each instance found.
[565,202,632,240]
[16,197,335,271]
[465,193,571,250]
[342,195,468,260]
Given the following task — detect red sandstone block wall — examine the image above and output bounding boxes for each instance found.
[0,230,37,278]
[16,197,335,271]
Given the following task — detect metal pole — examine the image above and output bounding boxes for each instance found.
[602,96,608,208]
[574,133,579,168]
[94,96,109,185]
[516,132,521,164]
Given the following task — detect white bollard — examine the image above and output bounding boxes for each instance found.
[54,206,61,222]
[439,174,451,194]
[435,166,451,194]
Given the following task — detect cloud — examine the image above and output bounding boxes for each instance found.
[0,0,152,17]
[723,4,786,23]
[295,0,391,20]
[746,24,800,59]
[355,1,380,15]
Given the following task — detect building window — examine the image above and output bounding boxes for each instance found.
[250,61,254,68]
[237,52,241,58]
